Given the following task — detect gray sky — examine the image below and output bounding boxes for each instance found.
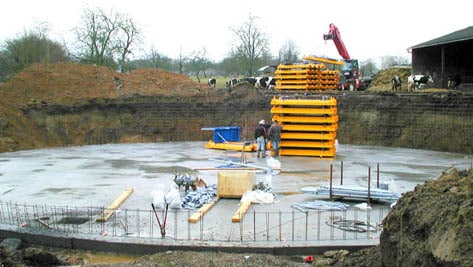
[2,0,471,65]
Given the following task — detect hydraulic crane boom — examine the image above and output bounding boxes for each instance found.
[323,23,362,90]
[323,23,351,60]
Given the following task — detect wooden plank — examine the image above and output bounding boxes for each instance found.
[231,201,252,222]
[188,198,219,223]
[96,188,134,222]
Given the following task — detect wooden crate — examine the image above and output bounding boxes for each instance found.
[217,171,256,198]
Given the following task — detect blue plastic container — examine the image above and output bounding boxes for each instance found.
[212,127,240,143]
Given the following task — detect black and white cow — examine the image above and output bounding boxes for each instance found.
[226,78,238,91]
[254,76,275,89]
[238,77,257,86]
[407,75,434,91]
[267,77,276,90]
[391,76,402,91]
[254,77,267,89]
[208,78,216,88]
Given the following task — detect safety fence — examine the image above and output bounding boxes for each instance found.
[0,200,389,243]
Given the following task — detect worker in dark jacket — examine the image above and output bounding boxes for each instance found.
[254,120,267,158]
[268,120,282,156]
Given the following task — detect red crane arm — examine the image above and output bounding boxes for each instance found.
[323,23,351,60]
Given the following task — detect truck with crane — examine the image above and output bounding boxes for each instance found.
[322,23,362,91]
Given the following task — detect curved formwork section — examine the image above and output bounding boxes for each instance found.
[274,63,339,91]
[270,96,338,157]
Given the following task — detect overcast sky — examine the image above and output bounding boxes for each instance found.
[1,0,471,65]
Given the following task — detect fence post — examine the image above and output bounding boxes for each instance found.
[292,210,295,241]
[367,167,371,205]
[329,164,333,200]
[305,211,308,241]
[253,209,256,242]
[266,212,270,241]
[377,163,380,188]
[239,213,243,242]
[174,210,178,240]
[278,210,282,242]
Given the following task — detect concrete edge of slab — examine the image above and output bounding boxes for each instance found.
[0,224,378,256]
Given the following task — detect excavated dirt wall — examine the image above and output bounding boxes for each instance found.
[336,92,473,154]
[8,90,473,155]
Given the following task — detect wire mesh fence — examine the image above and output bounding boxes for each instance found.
[0,200,388,243]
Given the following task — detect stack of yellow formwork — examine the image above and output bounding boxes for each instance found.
[274,63,339,91]
[270,96,338,157]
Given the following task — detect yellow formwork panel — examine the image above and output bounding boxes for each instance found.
[276,80,339,85]
[274,69,339,76]
[270,107,337,115]
[270,95,338,158]
[282,124,338,132]
[275,70,335,75]
[272,115,339,124]
[279,148,336,157]
[275,62,340,92]
[275,86,307,90]
[281,132,336,140]
[274,75,324,80]
[271,97,337,107]
[277,63,326,69]
[275,70,323,75]
[302,55,344,66]
[274,85,338,90]
[280,140,335,148]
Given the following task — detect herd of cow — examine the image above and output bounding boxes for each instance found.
[207,77,276,91]
[209,74,461,92]
[391,75,434,92]
[392,74,461,91]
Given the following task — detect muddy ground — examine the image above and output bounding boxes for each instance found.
[1,242,380,266]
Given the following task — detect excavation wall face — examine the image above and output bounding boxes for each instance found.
[11,90,473,154]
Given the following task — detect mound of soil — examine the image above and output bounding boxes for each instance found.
[379,167,473,266]
[367,67,411,91]
[0,62,208,106]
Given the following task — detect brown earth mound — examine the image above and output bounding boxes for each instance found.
[379,167,473,266]
[367,67,411,92]
[0,62,261,152]
[0,62,207,106]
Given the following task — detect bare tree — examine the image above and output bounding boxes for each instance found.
[278,40,300,64]
[74,8,141,71]
[116,15,141,72]
[177,48,185,74]
[186,48,211,83]
[231,14,270,76]
[145,48,160,68]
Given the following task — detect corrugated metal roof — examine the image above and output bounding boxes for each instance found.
[409,26,473,49]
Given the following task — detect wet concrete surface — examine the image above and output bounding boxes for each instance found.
[0,142,472,247]
[0,142,471,210]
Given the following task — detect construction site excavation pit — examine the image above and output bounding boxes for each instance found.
[0,141,471,247]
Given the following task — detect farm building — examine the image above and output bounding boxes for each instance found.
[408,26,473,90]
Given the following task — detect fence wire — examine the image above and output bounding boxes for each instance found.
[0,201,387,243]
